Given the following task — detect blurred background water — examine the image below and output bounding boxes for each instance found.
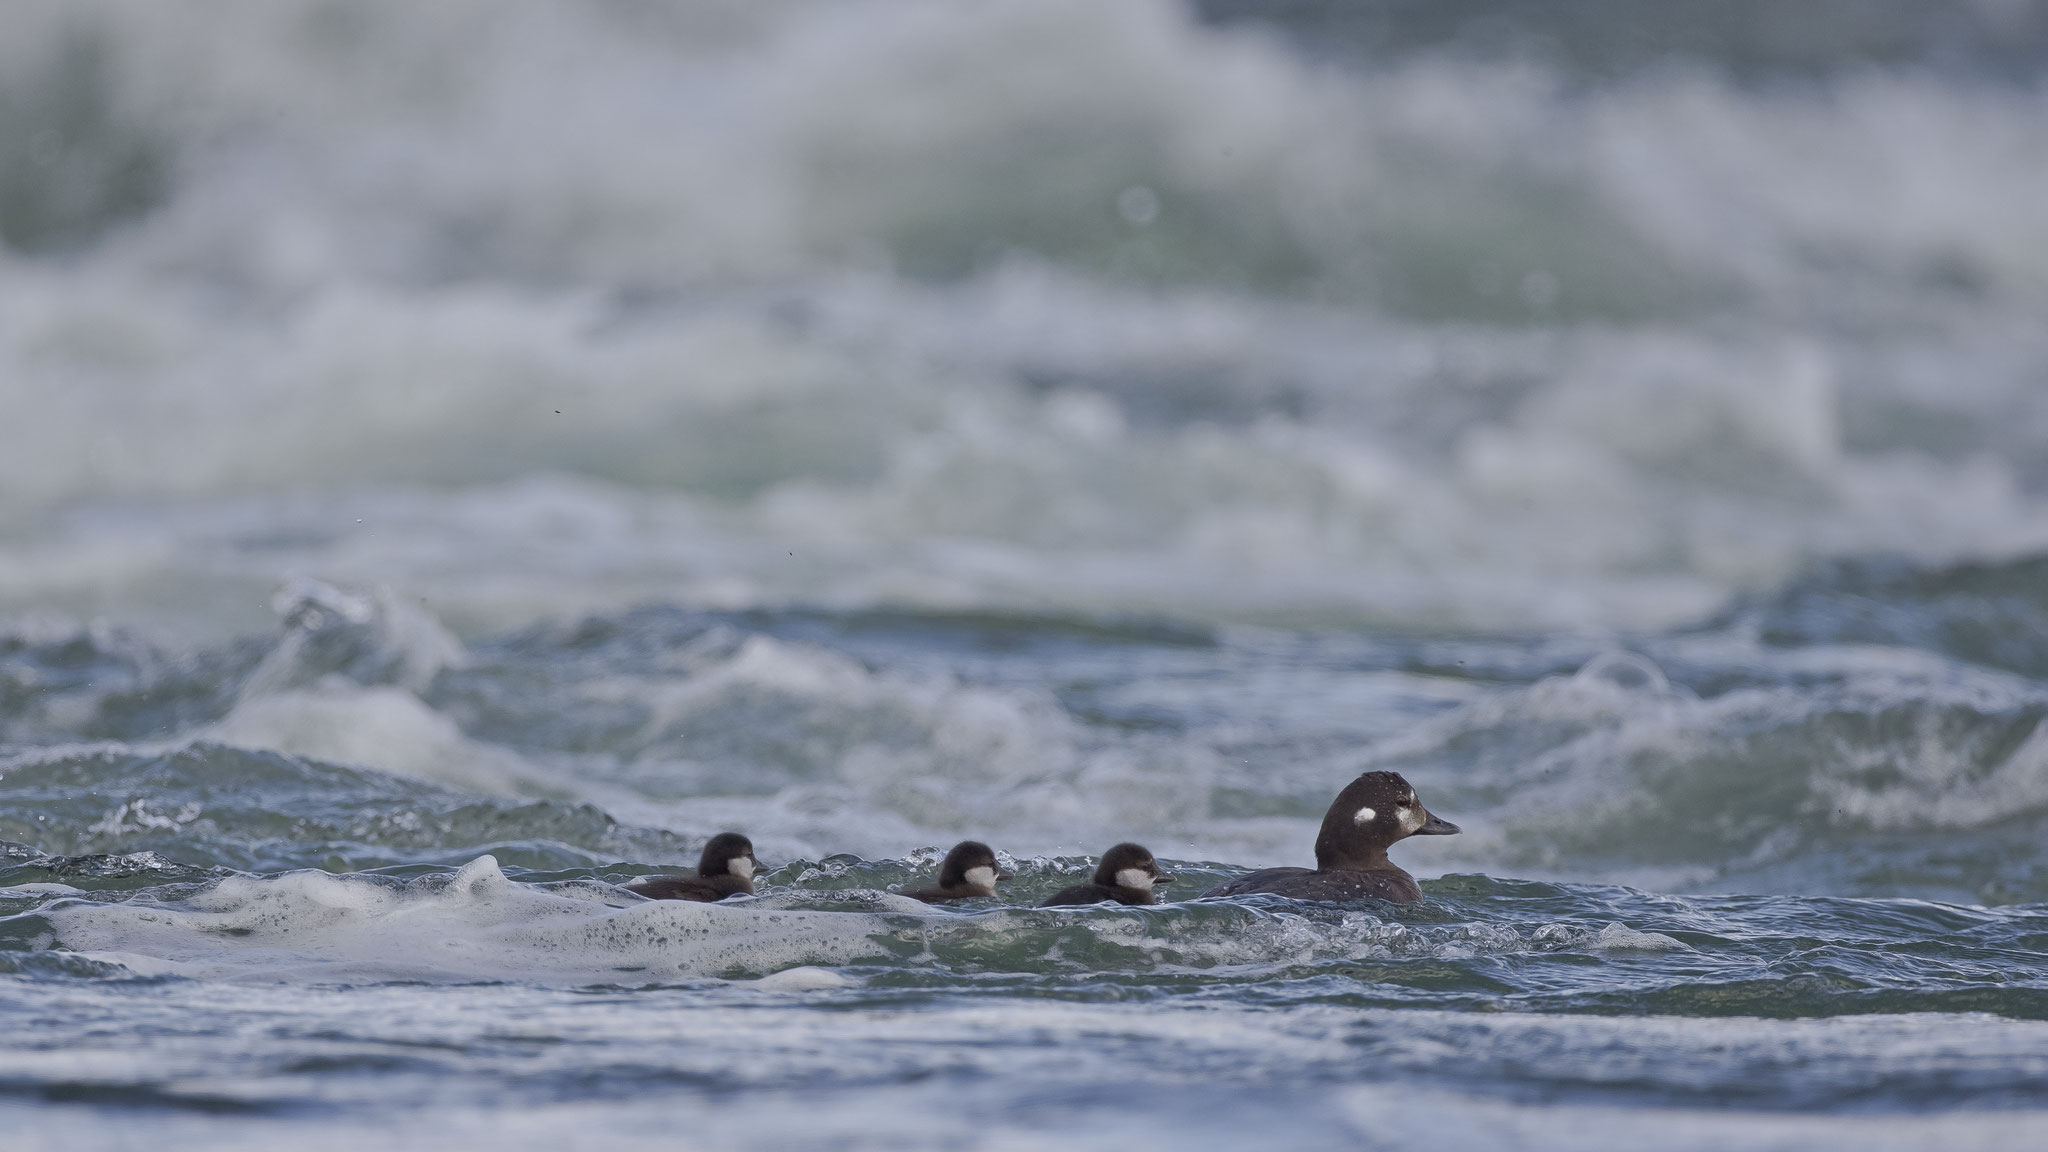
[4,2,2048,1149]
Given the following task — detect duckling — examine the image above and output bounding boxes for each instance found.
[903,840,1009,903]
[1040,842,1173,906]
[623,832,758,902]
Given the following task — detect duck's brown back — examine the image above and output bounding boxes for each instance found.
[625,873,751,902]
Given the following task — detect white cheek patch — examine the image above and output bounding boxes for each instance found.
[963,865,997,889]
[1353,807,1377,825]
[1114,867,1154,891]
[729,856,756,880]
[1402,805,1425,833]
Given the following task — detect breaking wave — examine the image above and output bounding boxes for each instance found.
[0,1,2044,633]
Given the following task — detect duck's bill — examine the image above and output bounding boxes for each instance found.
[1154,872,1176,884]
[1416,811,1461,835]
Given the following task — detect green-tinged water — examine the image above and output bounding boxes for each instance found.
[7,583,2048,1149]
[7,0,2048,1147]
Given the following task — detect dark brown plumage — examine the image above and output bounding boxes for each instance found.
[1201,771,1458,904]
[903,840,1008,903]
[624,832,759,902]
[1040,842,1173,907]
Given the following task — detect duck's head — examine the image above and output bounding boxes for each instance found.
[697,832,759,881]
[938,840,1008,892]
[1313,771,1458,870]
[1093,842,1174,892]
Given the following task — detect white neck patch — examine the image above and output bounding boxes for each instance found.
[1115,867,1153,891]
[1353,807,1377,825]
[963,865,997,890]
[728,856,755,880]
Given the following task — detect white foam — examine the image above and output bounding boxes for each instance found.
[69,950,192,978]
[1590,922,1689,953]
[203,684,553,797]
[565,629,1220,860]
[1356,647,2048,885]
[40,856,894,984]
[4,0,2048,887]
[0,2,2046,639]
[751,966,856,991]
[33,854,1687,985]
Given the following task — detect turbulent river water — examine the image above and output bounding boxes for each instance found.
[5,1,2048,1149]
